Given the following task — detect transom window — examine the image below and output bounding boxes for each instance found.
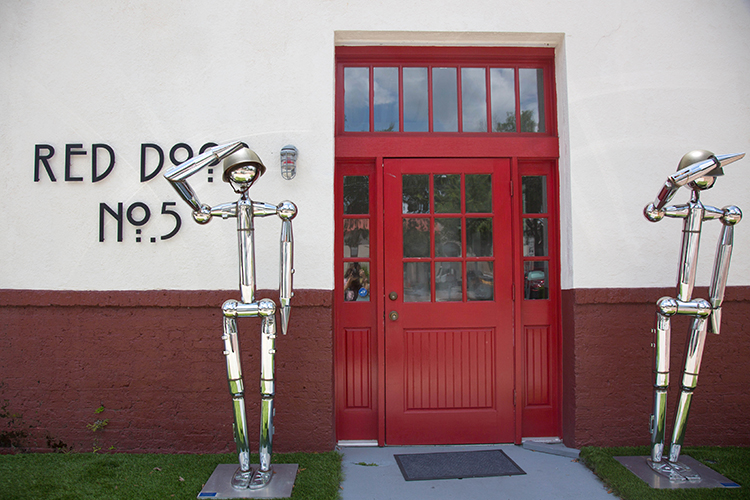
[343,64,547,134]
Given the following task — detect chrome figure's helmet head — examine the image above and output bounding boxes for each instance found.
[679,149,721,191]
[223,147,266,193]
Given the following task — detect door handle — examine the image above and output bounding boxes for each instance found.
[389,292,398,301]
[389,311,399,321]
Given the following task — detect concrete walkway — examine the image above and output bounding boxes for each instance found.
[338,443,617,500]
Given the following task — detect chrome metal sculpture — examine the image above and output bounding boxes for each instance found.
[165,141,297,490]
[643,150,744,482]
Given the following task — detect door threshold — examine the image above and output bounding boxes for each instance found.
[337,440,379,447]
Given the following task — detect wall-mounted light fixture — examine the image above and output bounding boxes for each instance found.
[280,145,298,180]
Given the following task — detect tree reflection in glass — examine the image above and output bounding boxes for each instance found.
[434,174,461,213]
[403,218,430,258]
[343,175,369,215]
[402,175,429,214]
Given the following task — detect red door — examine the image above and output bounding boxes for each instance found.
[383,158,514,444]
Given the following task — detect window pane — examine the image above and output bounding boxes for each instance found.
[467,261,493,301]
[403,218,430,258]
[434,174,461,213]
[404,262,431,302]
[374,67,399,132]
[343,175,369,214]
[523,218,548,257]
[435,218,462,257]
[466,218,492,257]
[522,176,547,214]
[402,174,430,214]
[436,262,462,302]
[524,261,549,300]
[344,261,371,301]
[461,68,487,132]
[432,67,458,132]
[344,67,369,132]
[519,68,545,133]
[403,67,428,132]
[343,219,369,258]
[490,68,515,132]
[465,174,492,213]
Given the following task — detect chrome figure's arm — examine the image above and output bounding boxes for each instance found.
[647,153,745,212]
[163,141,245,223]
[278,201,297,336]
[250,200,298,335]
[707,206,742,334]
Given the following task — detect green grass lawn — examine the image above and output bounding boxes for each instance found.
[0,451,342,500]
[581,446,750,500]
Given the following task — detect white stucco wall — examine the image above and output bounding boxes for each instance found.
[1,0,748,291]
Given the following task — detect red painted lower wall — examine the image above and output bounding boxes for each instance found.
[0,289,333,454]
[3,286,749,453]
[563,286,750,449]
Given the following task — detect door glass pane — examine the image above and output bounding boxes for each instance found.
[344,261,371,301]
[461,68,487,132]
[403,67,428,132]
[522,176,547,213]
[343,175,369,214]
[403,218,430,258]
[524,261,549,300]
[465,174,492,213]
[519,68,545,133]
[435,218,462,257]
[523,218,548,257]
[434,174,461,213]
[374,67,399,132]
[466,218,493,257]
[404,262,431,302]
[343,219,369,258]
[432,67,458,132]
[402,174,429,214]
[435,262,462,302]
[344,67,369,132]
[490,68,515,132]
[467,262,493,301]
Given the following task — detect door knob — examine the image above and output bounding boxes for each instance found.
[389,311,399,321]
[389,292,398,301]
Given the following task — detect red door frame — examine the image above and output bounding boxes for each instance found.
[334,46,561,445]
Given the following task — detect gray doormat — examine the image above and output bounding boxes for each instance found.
[394,449,526,481]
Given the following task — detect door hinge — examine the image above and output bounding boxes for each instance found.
[512,283,515,302]
[513,389,517,407]
[510,180,514,197]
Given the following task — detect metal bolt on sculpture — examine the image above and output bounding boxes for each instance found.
[643,150,744,483]
[165,141,297,492]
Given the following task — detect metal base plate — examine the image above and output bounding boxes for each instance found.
[614,456,740,489]
[197,464,299,499]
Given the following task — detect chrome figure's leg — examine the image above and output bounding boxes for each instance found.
[669,314,709,468]
[222,300,252,489]
[649,299,675,465]
[250,312,277,489]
